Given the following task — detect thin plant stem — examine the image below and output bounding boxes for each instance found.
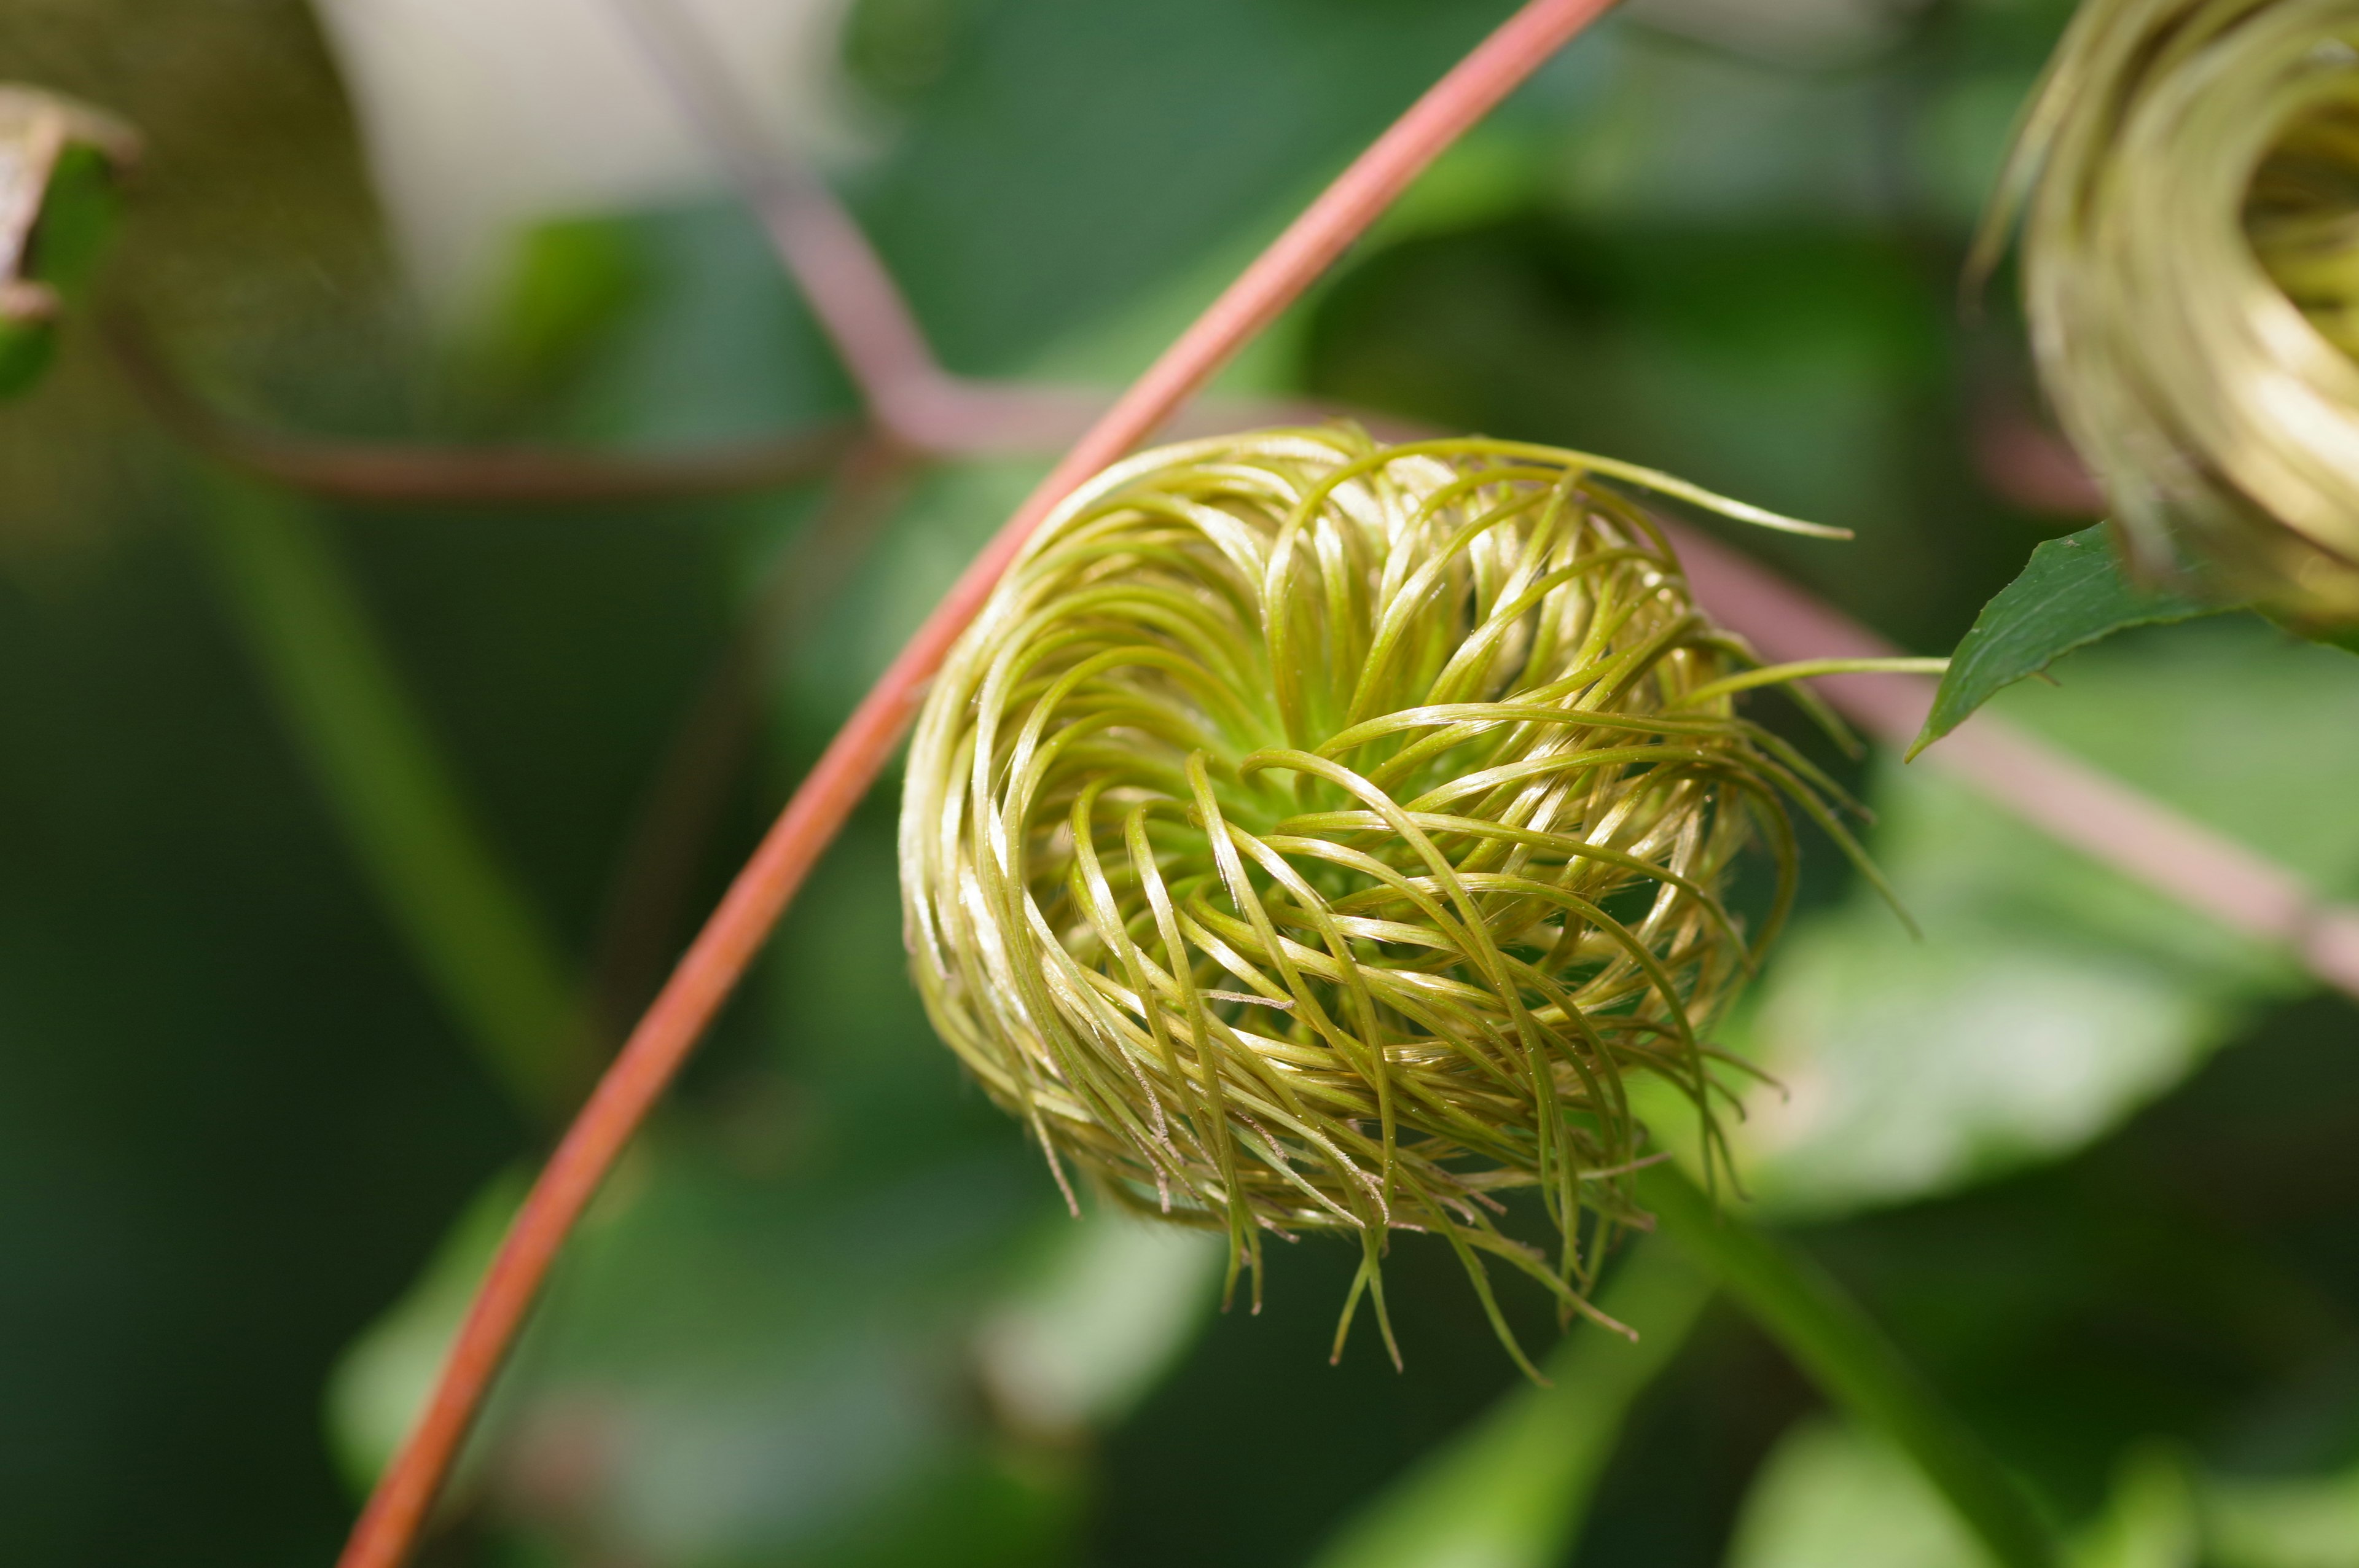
[1638,1164,2061,1568]
[603,0,1100,454]
[110,308,1363,505]
[197,473,591,1115]
[113,313,861,507]
[601,0,2359,1002]
[1662,519,2359,1000]
[331,5,1619,1564]
[586,436,915,1026]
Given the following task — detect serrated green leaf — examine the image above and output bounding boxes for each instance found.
[1908,525,2226,759]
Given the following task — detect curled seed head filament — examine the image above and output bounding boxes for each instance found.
[1991,0,2359,626]
[899,425,1869,1371]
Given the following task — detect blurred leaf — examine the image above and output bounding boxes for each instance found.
[0,318,50,399]
[461,215,651,421]
[841,0,987,106]
[2057,1441,2359,1568]
[197,475,590,1112]
[2075,1447,2201,1568]
[0,92,135,401]
[1914,67,2048,230]
[1725,894,2245,1219]
[323,1137,1059,1564]
[973,1207,1225,1438]
[320,816,1131,1567]
[1643,1167,2058,1568]
[542,202,856,448]
[1732,1416,2359,1568]
[1708,619,2359,1219]
[1985,618,2359,878]
[23,143,123,295]
[324,1167,528,1495]
[398,1141,1070,1565]
[506,1144,1043,1564]
[2205,1463,2359,1568]
[1552,24,1904,224]
[2304,622,2359,657]
[1725,1421,1988,1568]
[1911,526,2226,759]
[1306,1242,1712,1568]
[1366,128,1546,249]
[863,0,1517,375]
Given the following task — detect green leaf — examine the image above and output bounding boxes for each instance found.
[2301,621,2359,657]
[1691,618,2359,1220]
[1305,1241,1713,1568]
[972,1210,1224,1436]
[1645,1168,2060,1568]
[324,1168,529,1495]
[2075,1447,2202,1568]
[0,98,133,402]
[0,318,57,401]
[1727,1420,1989,1568]
[25,144,125,298]
[2204,1459,2359,1568]
[1909,525,2226,759]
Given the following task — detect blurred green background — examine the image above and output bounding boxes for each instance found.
[3,1,2357,1564]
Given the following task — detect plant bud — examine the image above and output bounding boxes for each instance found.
[1996,0,2359,626]
[899,427,1857,1367]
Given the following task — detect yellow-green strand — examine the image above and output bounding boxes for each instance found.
[897,425,1899,1368]
[1989,0,2359,625]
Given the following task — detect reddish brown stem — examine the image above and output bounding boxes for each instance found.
[333,4,1618,1564]
[587,436,916,1027]
[107,311,862,505]
[112,305,1388,505]
[604,0,1105,454]
[617,0,1442,458]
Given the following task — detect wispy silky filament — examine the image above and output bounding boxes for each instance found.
[899,427,1880,1371]
[1990,0,2359,625]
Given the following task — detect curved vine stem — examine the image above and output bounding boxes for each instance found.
[1639,1165,2060,1568]
[331,4,1620,1564]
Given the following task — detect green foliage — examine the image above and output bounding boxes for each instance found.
[26,144,122,296]
[1727,1421,1987,1568]
[8,3,2359,1567]
[1732,1427,2359,1568]
[0,316,53,400]
[0,141,125,400]
[197,475,590,1114]
[1912,526,2226,759]
[1644,1166,2059,1568]
[465,217,651,419]
[840,0,988,106]
[1718,619,2359,1218]
[1308,1243,1713,1568]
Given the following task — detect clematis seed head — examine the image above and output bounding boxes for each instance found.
[1992,0,2359,626]
[899,426,1867,1370]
